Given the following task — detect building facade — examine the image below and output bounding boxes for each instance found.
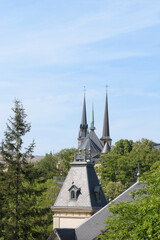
[78,91,112,163]
[52,151,107,229]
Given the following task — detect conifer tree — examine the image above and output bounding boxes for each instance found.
[0,100,49,240]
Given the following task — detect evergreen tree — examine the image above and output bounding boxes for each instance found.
[0,100,49,240]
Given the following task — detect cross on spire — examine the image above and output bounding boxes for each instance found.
[100,87,112,148]
[105,84,109,94]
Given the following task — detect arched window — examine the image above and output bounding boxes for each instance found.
[71,190,75,199]
[69,185,81,200]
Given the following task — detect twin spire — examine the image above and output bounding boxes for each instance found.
[100,90,112,149]
[78,89,112,153]
[90,104,96,131]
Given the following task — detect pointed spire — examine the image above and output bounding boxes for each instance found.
[81,93,87,128]
[102,88,110,137]
[78,89,88,148]
[100,87,112,149]
[90,104,96,131]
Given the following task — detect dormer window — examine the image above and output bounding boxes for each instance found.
[71,190,76,199]
[94,186,102,203]
[69,184,81,200]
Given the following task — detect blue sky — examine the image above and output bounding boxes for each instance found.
[0,0,160,155]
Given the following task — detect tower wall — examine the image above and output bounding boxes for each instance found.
[53,209,94,229]
[52,155,107,229]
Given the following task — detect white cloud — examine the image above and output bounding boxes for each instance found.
[0,1,159,66]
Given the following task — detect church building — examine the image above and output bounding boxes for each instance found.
[78,90,112,163]
[47,90,144,240]
[48,91,114,239]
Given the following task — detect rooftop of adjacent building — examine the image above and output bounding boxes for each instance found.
[52,153,107,211]
[48,180,143,240]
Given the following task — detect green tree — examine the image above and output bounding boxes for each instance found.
[111,139,133,155]
[99,139,160,186]
[0,100,49,240]
[34,153,59,179]
[36,179,60,236]
[98,164,160,240]
[0,162,5,238]
[35,148,77,178]
[103,181,126,201]
[56,148,78,176]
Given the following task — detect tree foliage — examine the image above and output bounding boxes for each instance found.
[34,153,59,179]
[35,148,78,178]
[98,163,160,240]
[0,100,50,240]
[97,138,160,200]
[103,181,126,201]
[99,138,160,184]
[35,179,60,236]
[111,139,134,155]
[56,148,78,176]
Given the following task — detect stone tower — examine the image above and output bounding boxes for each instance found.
[52,152,107,229]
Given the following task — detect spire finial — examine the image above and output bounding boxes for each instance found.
[101,87,110,138]
[105,84,109,94]
[100,87,112,149]
[90,103,96,131]
[137,163,140,183]
[84,86,86,96]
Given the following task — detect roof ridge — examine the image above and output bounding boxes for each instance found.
[75,181,141,230]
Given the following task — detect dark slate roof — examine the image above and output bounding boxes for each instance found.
[90,104,96,131]
[47,228,75,240]
[75,181,143,240]
[79,130,103,153]
[92,153,100,159]
[52,161,107,210]
[152,141,160,150]
[81,95,87,127]
[101,92,110,139]
[78,95,88,139]
[101,141,110,154]
[49,181,143,240]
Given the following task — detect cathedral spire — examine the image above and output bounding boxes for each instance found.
[100,87,112,148]
[78,90,88,147]
[90,104,96,131]
[81,92,87,128]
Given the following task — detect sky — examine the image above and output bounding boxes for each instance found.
[0,0,160,155]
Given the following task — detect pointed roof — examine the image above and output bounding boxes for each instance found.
[81,94,88,128]
[75,182,143,240]
[52,161,107,211]
[78,94,88,139]
[79,131,103,153]
[101,141,110,154]
[81,94,87,127]
[90,104,96,131]
[101,91,110,139]
[48,182,143,240]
